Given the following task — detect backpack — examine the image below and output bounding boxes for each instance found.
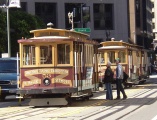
[123,72,128,83]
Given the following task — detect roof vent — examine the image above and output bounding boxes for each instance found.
[47,22,54,28]
[111,38,115,41]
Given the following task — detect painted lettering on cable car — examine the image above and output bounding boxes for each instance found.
[22,79,41,88]
[22,68,71,88]
[25,69,69,76]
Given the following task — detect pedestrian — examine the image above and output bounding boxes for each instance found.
[103,61,113,100]
[115,58,127,100]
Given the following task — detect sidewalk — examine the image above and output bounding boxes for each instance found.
[149,73,157,78]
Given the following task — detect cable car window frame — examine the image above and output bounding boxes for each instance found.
[39,45,53,65]
[118,50,126,63]
[107,51,115,63]
[22,44,36,66]
[85,44,94,66]
[98,52,105,64]
[56,42,73,66]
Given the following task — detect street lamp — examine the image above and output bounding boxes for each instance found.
[0,0,20,57]
[68,12,74,31]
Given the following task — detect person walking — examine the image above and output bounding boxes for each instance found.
[103,61,113,100]
[115,58,127,100]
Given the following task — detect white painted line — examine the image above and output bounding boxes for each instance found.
[149,75,157,78]
[152,115,157,120]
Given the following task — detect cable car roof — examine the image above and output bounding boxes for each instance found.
[98,46,126,50]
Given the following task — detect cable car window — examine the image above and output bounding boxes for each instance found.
[57,44,70,64]
[132,51,137,65]
[90,46,94,64]
[85,45,88,64]
[118,51,126,63]
[40,45,52,64]
[107,51,115,63]
[98,53,105,64]
[23,45,35,65]
[86,45,94,65]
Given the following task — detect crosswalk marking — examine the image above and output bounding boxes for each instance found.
[152,115,157,120]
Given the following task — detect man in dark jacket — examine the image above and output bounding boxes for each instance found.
[103,61,113,100]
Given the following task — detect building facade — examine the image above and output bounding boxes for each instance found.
[128,0,153,49]
[16,0,129,43]
[152,0,157,51]
[0,0,153,48]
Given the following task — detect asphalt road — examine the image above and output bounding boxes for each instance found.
[0,74,157,120]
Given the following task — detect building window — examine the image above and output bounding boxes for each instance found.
[93,4,114,30]
[65,3,90,29]
[20,2,27,12]
[35,2,57,27]
[82,6,90,23]
[65,3,82,29]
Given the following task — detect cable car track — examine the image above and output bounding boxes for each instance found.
[0,83,155,120]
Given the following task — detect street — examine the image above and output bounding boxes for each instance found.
[0,74,157,120]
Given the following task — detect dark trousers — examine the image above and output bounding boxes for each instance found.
[116,79,126,98]
[105,83,113,100]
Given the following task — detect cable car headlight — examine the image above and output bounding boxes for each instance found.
[43,78,51,86]
[10,80,17,85]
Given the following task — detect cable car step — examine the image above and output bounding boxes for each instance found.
[71,93,89,98]
[29,98,68,106]
[126,82,133,84]
[16,96,23,99]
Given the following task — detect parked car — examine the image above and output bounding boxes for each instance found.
[0,57,19,101]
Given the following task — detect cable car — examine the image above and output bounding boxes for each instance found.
[17,26,99,106]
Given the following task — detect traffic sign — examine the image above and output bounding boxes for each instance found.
[74,28,91,33]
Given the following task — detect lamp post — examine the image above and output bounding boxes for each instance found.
[68,12,74,31]
[7,6,11,57]
[0,0,20,57]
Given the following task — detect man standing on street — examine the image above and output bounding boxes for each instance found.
[103,61,113,100]
[115,58,127,100]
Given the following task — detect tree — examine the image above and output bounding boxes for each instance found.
[0,10,7,54]
[0,10,46,56]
